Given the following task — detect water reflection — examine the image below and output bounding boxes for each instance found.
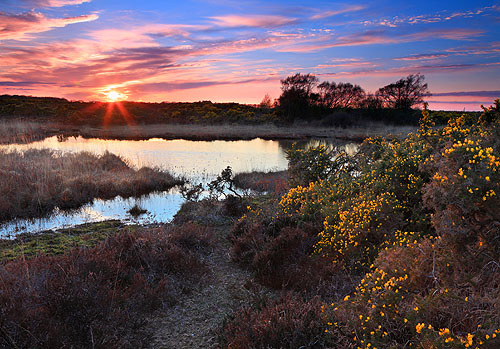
[0,137,358,237]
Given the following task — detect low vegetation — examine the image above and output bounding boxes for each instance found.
[233,170,287,194]
[0,220,124,261]
[220,100,500,348]
[0,223,213,348]
[0,74,479,130]
[1,93,499,347]
[0,149,183,221]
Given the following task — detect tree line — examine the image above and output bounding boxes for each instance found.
[273,73,430,120]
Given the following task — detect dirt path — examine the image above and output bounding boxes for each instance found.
[146,227,268,348]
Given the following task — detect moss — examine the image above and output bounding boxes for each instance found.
[0,220,139,261]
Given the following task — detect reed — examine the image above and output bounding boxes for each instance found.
[0,149,183,221]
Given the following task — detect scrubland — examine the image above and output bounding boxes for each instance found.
[1,100,499,348]
[220,100,500,348]
[0,223,213,348]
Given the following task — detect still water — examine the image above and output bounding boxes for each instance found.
[0,136,357,237]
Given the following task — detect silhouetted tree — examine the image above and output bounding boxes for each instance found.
[360,93,384,109]
[259,94,273,109]
[377,74,430,109]
[278,73,318,120]
[318,81,366,108]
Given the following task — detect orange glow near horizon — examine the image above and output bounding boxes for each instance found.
[103,101,136,129]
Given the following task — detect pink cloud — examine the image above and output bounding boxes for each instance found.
[310,5,365,20]
[318,62,500,79]
[277,28,484,53]
[20,0,92,8]
[361,5,496,28]
[0,11,98,41]
[209,15,297,28]
[394,53,450,61]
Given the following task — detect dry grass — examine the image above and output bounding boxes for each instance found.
[0,120,416,144]
[0,120,65,144]
[233,170,287,194]
[0,149,183,221]
[76,122,416,141]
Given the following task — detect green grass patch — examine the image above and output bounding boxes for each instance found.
[0,220,137,261]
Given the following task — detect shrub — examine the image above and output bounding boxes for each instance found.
[220,293,328,349]
[0,223,213,348]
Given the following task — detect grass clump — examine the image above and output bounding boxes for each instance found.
[0,220,124,261]
[0,149,183,221]
[233,170,287,194]
[0,223,213,348]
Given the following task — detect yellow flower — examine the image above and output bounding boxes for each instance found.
[416,323,425,334]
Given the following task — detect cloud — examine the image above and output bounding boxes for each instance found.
[209,14,298,28]
[18,0,92,8]
[310,5,365,20]
[362,5,496,27]
[0,11,98,41]
[407,28,483,41]
[395,53,450,61]
[0,81,55,86]
[431,91,500,97]
[318,62,498,79]
[277,28,484,52]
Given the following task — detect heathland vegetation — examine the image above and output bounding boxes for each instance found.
[0,149,182,221]
[0,72,499,347]
[220,99,500,347]
[0,74,478,130]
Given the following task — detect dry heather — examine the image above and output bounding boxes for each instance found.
[0,149,182,221]
[0,223,213,348]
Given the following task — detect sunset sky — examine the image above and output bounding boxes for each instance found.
[0,0,499,110]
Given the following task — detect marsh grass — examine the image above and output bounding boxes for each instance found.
[76,122,416,142]
[233,170,287,194]
[0,119,415,144]
[0,220,125,261]
[0,149,183,221]
[0,120,62,144]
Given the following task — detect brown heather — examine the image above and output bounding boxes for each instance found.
[0,223,214,348]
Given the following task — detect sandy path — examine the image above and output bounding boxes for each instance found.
[146,227,266,348]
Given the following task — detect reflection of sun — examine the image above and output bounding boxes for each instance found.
[105,90,126,102]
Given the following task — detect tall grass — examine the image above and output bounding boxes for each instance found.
[0,120,58,144]
[0,149,183,221]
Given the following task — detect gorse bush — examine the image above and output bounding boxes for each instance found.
[231,100,500,348]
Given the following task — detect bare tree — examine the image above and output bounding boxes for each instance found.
[377,74,430,109]
[318,81,366,108]
[259,93,273,109]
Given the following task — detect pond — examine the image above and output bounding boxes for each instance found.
[0,136,358,237]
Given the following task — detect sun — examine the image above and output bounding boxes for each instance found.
[105,90,126,102]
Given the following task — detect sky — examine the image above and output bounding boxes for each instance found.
[0,0,499,110]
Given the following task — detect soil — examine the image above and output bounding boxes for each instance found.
[145,226,275,348]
